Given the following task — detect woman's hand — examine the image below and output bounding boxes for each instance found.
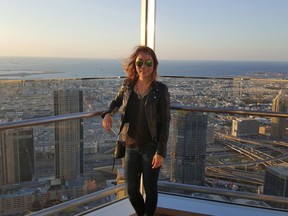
[102,113,112,132]
[152,153,164,169]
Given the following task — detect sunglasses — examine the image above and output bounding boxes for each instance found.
[136,60,153,67]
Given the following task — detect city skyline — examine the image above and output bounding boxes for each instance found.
[1,77,288,214]
[1,1,288,61]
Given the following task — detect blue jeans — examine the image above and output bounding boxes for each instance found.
[124,144,160,216]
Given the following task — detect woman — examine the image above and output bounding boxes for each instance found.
[102,45,170,216]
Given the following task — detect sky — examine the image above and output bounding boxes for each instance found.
[1,0,288,61]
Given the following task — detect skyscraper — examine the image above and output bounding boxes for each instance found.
[0,127,34,185]
[263,163,288,208]
[54,89,84,181]
[170,111,207,186]
[271,90,288,139]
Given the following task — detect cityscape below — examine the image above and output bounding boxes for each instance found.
[0,76,288,215]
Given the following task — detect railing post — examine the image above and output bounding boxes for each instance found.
[140,0,156,197]
[141,0,156,49]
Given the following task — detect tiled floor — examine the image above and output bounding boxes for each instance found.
[86,193,288,216]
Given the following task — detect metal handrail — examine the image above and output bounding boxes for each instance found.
[27,184,126,216]
[158,181,288,206]
[26,180,288,216]
[0,111,103,130]
[2,75,288,83]
[1,105,288,215]
[170,105,288,118]
[1,105,288,131]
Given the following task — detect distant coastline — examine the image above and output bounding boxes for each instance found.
[0,70,63,77]
[1,57,288,80]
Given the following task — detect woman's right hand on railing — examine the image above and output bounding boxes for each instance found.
[102,113,113,132]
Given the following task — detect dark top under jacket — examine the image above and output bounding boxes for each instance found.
[102,79,170,157]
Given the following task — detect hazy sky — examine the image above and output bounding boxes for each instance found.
[1,0,288,61]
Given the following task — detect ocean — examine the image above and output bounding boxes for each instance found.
[0,57,288,80]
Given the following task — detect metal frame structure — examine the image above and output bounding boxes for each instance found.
[141,0,156,49]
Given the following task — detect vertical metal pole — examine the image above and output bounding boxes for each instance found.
[140,0,156,196]
[141,0,156,50]
[140,0,147,46]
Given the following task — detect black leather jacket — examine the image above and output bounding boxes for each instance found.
[102,79,170,157]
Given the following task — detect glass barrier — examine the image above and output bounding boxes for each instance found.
[1,77,288,215]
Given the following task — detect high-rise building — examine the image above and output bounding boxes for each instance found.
[207,124,215,144]
[0,127,34,185]
[54,89,84,181]
[170,111,207,186]
[231,118,260,137]
[263,163,288,208]
[271,90,288,138]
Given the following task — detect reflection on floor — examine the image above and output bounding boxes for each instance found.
[130,207,211,216]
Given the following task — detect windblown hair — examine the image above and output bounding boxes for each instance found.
[122,45,158,84]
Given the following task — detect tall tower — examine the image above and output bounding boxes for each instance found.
[271,90,288,138]
[0,127,34,185]
[263,163,288,208]
[170,111,207,186]
[54,89,84,181]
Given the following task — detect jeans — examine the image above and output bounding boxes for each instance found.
[124,144,160,216]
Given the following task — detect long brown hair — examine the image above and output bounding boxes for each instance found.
[122,45,158,84]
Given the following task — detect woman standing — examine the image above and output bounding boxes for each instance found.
[102,45,170,216]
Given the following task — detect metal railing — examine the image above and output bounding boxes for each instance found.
[27,184,126,216]
[1,106,288,131]
[158,181,288,207]
[24,180,288,216]
[1,105,288,215]
[0,111,102,130]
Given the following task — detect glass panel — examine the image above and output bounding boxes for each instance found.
[0,78,128,215]
[156,0,288,77]
[1,0,288,214]
[1,77,288,214]
[0,0,140,80]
